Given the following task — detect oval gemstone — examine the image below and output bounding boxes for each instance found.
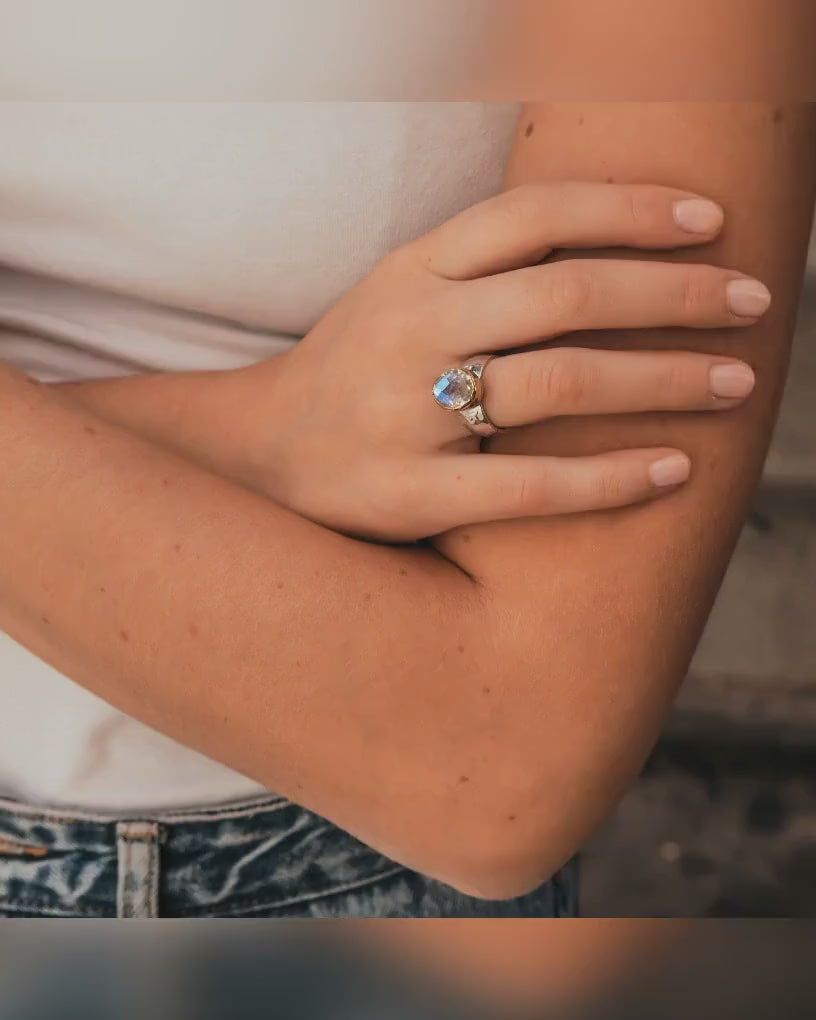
[432,368,476,410]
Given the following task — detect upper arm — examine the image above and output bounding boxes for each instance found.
[431,100,815,877]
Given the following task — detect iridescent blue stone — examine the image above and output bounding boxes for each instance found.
[432,368,476,411]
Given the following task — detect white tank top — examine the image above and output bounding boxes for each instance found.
[0,100,519,809]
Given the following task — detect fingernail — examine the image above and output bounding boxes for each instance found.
[673,198,724,234]
[649,453,691,488]
[709,363,756,400]
[727,279,772,318]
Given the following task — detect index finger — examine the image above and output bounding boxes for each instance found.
[413,181,724,281]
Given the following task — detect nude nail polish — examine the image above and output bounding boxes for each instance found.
[727,279,772,318]
[649,454,691,488]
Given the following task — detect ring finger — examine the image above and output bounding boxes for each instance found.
[481,348,756,427]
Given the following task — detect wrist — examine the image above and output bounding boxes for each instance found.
[220,351,297,498]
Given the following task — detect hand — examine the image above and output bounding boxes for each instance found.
[237,181,769,542]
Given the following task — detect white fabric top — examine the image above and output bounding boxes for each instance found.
[0,101,519,810]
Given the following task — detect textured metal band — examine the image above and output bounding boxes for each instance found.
[459,355,501,437]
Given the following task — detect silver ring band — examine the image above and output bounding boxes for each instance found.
[459,356,500,437]
[431,354,502,438]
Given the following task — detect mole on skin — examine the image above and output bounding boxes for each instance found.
[41,614,51,625]
[773,107,784,124]
[119,629,130,642]
[84,425,97,436]
[524,121,535,138]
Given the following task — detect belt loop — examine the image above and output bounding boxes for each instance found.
[115,821,161,918]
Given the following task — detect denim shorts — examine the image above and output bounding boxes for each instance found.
[0,794,578,917]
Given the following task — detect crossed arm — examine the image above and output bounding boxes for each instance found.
[2,100,814,897]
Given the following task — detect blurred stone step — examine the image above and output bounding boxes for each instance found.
[667,672,816,750]
[582,743,816,917]
[689,486,816,690]
[762,276,816,487]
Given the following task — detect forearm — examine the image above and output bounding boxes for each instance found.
[54,363,279,495]
[0,365,499,888]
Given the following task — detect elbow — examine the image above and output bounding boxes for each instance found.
[432,828,573,903]
[418,788,582,903]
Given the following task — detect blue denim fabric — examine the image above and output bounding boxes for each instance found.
[0,794,578,918]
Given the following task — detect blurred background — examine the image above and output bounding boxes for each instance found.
[2,921,815,1019]
[583,225,816,916]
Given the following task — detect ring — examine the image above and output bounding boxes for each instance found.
[431,354,501,437]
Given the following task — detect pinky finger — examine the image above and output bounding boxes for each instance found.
[433,448,692,525]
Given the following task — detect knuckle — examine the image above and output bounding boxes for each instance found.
[542,264,595,323]
[498,184,535,226]
[514,473,539,515]
[622,189,646,229]
[538,351,587,410]
[383,240,417,270]
[620,186,664,231]
[655,359,690,399]
[678,268,717,318]
[378,240,425,281]
[595,465,632,505]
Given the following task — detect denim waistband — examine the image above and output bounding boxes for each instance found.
[0,794,578,918]
[0,792,292,855]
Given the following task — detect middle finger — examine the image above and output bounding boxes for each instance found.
[441,259,772,355]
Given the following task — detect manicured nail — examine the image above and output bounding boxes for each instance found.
[727,279,772,318]
[673,198,724,234]
[709,363,756,400]
[649,453,691,488]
